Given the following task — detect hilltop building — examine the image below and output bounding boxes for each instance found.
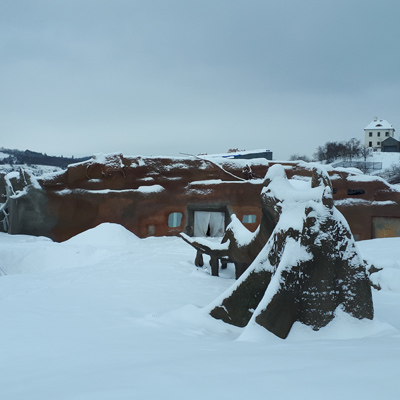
[364,117,396,151]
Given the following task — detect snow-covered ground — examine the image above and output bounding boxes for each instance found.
[0,224,399,399]
[329,151,400,175]
[367,151,400,171]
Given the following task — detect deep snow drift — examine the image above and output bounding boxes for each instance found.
[0,223,399,399]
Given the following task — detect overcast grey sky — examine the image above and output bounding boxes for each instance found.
[1,0,400,160]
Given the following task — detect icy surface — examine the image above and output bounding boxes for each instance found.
[0,225,399,399]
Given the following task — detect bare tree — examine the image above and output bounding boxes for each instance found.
[313,139,363,163]
[360,146,372,161]
[377,164,400,184]
[343,138,363,161]
[288,154,311,162]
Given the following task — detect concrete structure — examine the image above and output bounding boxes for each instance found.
[364,117,395,151]
[2,153,400,242]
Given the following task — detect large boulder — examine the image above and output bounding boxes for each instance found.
[208,165,374,339]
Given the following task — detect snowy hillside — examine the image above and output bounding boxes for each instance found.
[330,151,400,174]
[0,148,90,176]
[0,224,399,399]
[0,163,63,177]
[367,151,400,171]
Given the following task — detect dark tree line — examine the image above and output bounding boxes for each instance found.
[290,138,369,164]
[313,138,365,163]
[0,148,90,168]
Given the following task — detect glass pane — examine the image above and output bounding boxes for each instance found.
[242,215,256,223]
[168,212,183,228]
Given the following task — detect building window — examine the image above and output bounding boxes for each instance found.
[386,132,390,136]
[369,132,372,137]
[377,141,381,145]
[168,212,183,228]
[242,214,257,224]
[377,132,381,137]
[347,189,366,196]
[368,142,372,147]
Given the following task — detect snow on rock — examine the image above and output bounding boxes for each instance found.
[209,165,373,339]
[137,184,164,193]
[334,199,396,206]
[225,214,258,247]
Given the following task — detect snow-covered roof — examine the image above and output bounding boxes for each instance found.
[364,118,394,131]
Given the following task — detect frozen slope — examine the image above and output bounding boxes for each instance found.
[0,224,399,400]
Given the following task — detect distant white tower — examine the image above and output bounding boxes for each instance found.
[364,117,395,151]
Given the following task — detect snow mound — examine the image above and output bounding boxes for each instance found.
[357,237,400,292]
[1,231,400,398]
[370,268,400,292]
[0,232,52,244]
[65,223,140,247]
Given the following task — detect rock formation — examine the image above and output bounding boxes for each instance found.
[207,165,374,339]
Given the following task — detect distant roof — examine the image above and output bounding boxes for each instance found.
[381,136,399,145]
[364,118,394,131]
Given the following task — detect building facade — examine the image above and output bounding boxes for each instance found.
[364,117,395,151]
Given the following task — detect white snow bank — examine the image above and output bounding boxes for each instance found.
[0,232,52,244]
[357,237,400,292]
[346,174,387,183]
[0,224,140,275]
[65,222,140,247]
[288,309,396,340]
[238,309,396,342]
[1,229,400,399]
[357,237,400,271]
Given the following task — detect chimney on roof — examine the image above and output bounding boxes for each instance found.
[374,116,378,121]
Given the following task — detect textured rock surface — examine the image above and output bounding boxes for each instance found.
[209,165,374,339]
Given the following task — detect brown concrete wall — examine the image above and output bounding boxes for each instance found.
[5,155,400,242]
[337,203,400,241]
